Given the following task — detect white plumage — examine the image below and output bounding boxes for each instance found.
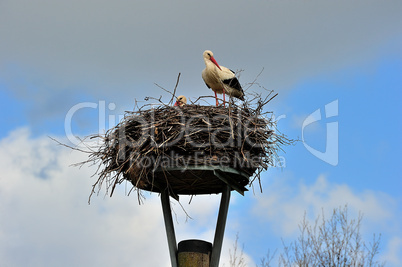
[202,50,244,106]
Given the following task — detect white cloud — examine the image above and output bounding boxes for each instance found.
[250,174,401,265]
[220,235,256,267]
[0,128,252,266]
[253,174,396,235]
[381,237,402,266]
[0,128,170,266]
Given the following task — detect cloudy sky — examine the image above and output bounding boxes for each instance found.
[1,0,402,266]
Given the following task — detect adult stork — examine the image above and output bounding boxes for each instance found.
[202,50,244,106]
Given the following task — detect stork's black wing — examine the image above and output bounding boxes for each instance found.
[222,77,242,92]
[221,69,244,100]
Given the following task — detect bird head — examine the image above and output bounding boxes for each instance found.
[203,50,222,71]
[174,95,187,106]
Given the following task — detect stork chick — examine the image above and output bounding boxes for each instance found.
[174,95,187,107]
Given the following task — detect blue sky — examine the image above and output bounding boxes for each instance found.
[1,0,402,266]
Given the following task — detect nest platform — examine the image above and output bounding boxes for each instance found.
[138,166,249,196]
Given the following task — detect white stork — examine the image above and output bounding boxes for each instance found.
[202,50,244,106]
[174,95,187,107]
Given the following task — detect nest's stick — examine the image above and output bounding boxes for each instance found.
[154,73,181,106]
[170,72,181,105]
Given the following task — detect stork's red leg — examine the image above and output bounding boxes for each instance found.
[222,87,226,107]
[214,91,219,107]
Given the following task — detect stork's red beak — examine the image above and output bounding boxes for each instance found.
[210,56,222,71]
[174,101,179,106]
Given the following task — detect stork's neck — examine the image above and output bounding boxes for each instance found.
[204,59,219,73]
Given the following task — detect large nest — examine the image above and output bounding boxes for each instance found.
[80,91,290,201]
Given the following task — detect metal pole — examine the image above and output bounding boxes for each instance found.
[210,185,231,267]
[161,189,178,267]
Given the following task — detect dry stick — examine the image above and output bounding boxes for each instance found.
[49,136,93,154]
[244,67,265,91]
[170,72,181,105]
[154,72,181,106]
[190,95,218,105]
